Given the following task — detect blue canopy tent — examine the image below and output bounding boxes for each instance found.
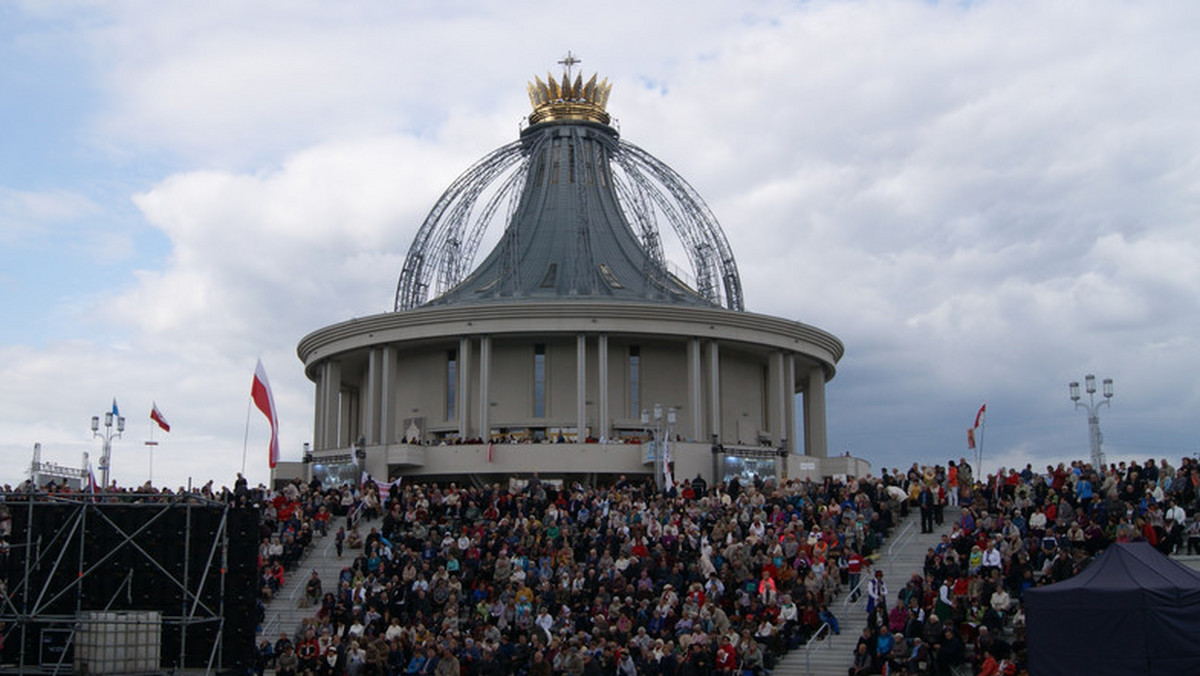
[1025,541,1200,675]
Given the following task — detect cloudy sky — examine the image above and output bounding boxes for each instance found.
[3,0,1199,490]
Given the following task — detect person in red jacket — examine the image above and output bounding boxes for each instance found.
[976,648,1001,676]
[715,635,738,673]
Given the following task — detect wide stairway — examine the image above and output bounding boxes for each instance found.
[258,525,353,644]
[774,507,959,676]
[258,509,955,675]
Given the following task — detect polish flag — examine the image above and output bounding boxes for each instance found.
[973,403,987,429]
[87,463,100,497]
[150,402,171,432]
[251,359,280,468]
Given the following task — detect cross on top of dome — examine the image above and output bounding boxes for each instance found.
[527,53,612,126]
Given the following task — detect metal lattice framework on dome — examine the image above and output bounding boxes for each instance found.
[393,133,745,312]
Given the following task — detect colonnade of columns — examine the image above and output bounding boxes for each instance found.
[310,333,829,458]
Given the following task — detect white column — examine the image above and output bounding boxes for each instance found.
[364,348,380,445]
[577,333,587,440]
[708,341,721,441]
[479,336,491,442]
[597,333,609,441]
[458,337,472,439]
[688,338,703,441]
[380,345,394,445]
[313,364,325,451]
[769,351,785,446]
[803,365,828,458]
[324,360,342,449]
[339,384,354,448]
[785,354,797,454]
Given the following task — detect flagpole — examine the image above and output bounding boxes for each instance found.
[241,396,253,475]
[148,421,155,485]
[976,409,986,482]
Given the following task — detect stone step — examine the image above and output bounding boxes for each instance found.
[258,523,365,642]
[773,509,961,676]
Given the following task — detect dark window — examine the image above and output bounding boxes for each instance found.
[629,346,641,418]
[534,344,546,418]
[446,349,457,420]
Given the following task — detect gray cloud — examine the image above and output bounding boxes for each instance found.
[3,0,1199,487]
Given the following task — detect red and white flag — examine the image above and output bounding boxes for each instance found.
[487,442,494,463]
[973,403,987,429]
[251,359,280,468]
[150,402,171,432]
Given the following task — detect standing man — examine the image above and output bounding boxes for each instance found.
[947,461,959,508]
[919,485,935,534]
[847,551,865,601]
[1164,499,1187,554]
[867,570,888,616]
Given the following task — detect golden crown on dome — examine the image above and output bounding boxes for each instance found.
[527,52,612,126]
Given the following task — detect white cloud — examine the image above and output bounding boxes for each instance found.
[0,187,98,242]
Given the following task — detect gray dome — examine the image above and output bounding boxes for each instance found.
[394,71,743,313]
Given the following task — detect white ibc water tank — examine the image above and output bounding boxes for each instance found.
[74,611,161,674]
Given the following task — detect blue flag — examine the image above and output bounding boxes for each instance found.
[111,398,120,417]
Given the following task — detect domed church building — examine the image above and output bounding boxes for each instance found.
[290,58,861,488]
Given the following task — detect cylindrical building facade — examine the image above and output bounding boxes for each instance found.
[291,65,850,487]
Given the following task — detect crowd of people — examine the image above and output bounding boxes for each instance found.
[848,456,1200,676]
[11,451,1198,676]
[253,469,911,676]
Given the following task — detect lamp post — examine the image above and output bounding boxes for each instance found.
[1069,374,1113,469]
[664,407,676,490]
[641,404,676,492]
[91,410,125,490]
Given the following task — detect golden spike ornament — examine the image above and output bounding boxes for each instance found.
[526,54,613,126]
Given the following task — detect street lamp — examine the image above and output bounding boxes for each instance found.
[1069,374,1113,469]
[91,410,125,490]
[642,404,677,492]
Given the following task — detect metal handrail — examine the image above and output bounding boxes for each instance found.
[261,611,280,638]
[288,572,307,604]
[887,521,917,575]
[843,577,867,611]
[345,500,366,529]
[803,621,832,675]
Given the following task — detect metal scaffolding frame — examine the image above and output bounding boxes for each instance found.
[393,125,745,312]
[0,493,233,674]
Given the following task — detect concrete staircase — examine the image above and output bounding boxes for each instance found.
[255,510,963,674]
[1173,554,1200,573]
[258,527,350,643]
[773,508,959,676]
